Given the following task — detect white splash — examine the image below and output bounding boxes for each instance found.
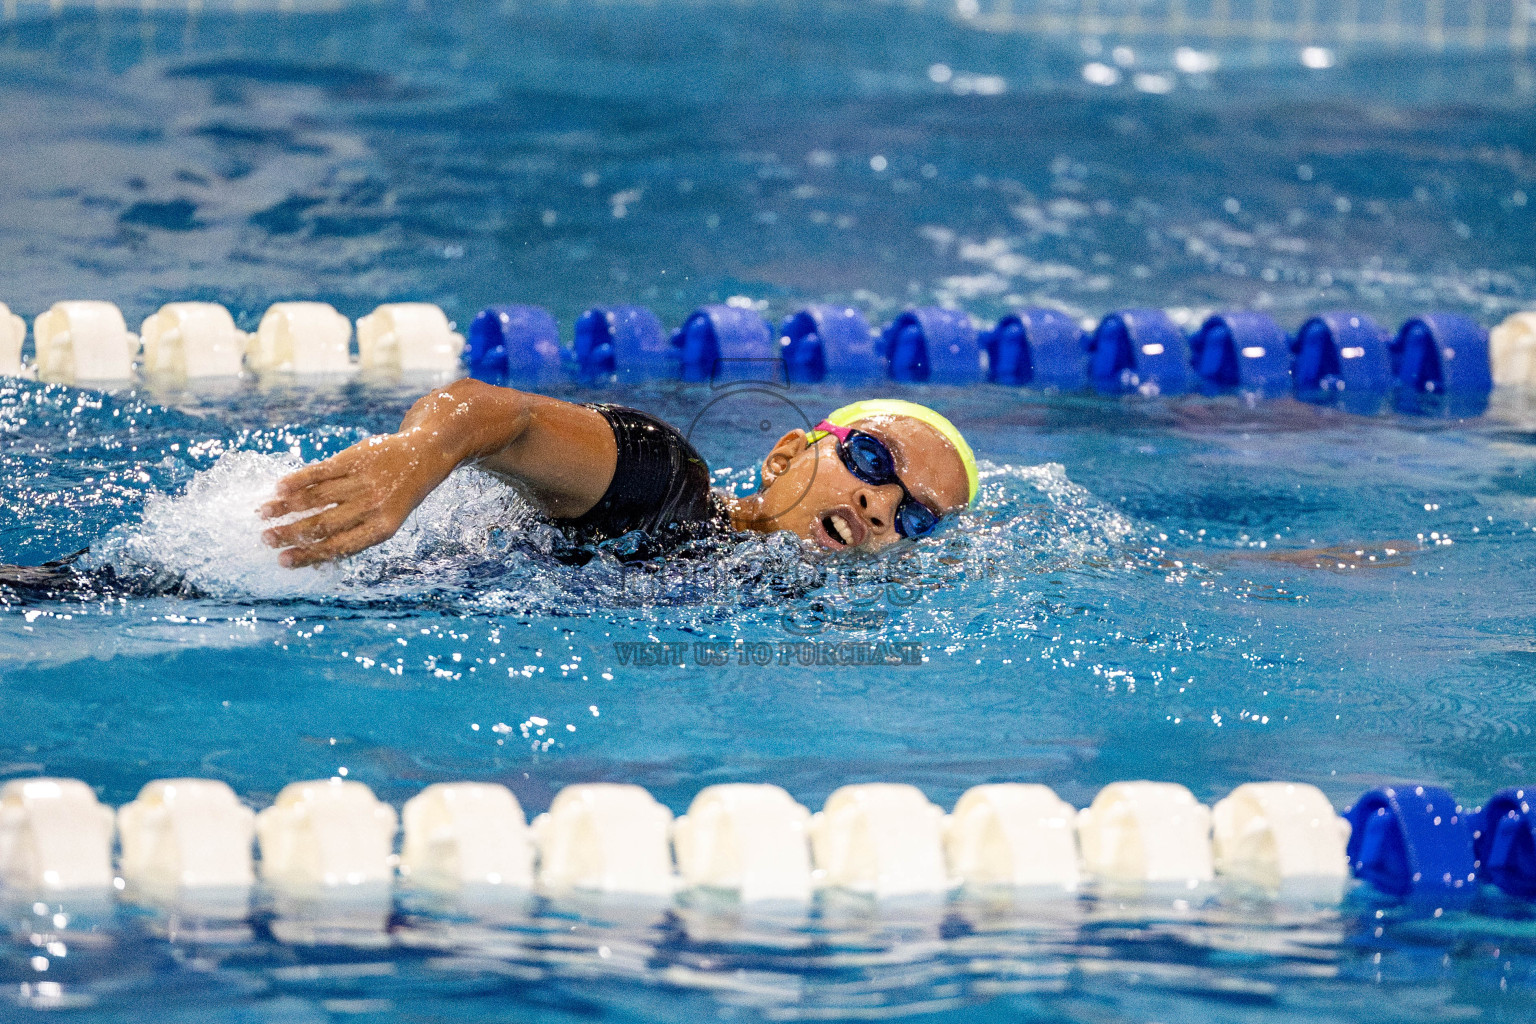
[89,450,535,599]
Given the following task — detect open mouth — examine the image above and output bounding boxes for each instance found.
[814,508,866,549]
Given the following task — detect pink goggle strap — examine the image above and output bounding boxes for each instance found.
[806,420,851,443]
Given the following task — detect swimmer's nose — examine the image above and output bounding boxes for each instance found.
[853,484,902,540]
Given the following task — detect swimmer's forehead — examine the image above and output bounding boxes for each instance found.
[846,413,968,513]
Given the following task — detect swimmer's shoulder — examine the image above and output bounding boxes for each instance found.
[555,405,717,545]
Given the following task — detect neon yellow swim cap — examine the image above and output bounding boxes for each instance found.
[806,399,979,506]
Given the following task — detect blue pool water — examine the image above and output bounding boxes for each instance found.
[3,2,1536,1021]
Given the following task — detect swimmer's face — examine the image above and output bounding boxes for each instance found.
[752,414,970,552]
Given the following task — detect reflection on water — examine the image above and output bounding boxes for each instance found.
[16,880,1533,1021]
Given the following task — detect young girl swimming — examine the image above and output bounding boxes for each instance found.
[257,380,979,566]
[0,380,979,596]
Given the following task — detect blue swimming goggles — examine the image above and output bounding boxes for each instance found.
[810,420,943,539]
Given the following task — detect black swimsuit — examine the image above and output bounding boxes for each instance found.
[551,404,732,561]
[558,404,728,542]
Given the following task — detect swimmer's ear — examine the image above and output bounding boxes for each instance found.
[759,430,809,489]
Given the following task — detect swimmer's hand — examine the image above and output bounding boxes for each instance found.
[259,379,617,568]
[259,430,456,567]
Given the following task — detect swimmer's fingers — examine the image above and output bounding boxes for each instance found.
[261,500,371,548]
[260,475,364,520]
[278,521,395,569]
[267,446,379,503]
[272,458,351,496]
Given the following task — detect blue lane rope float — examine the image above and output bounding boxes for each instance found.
[1087,308,1193,396]
[1345,785,1478,903]
[669,304,776,383]
[878,307,984,384]
[980,307,1087,389]
[1474,787,1536,900]
[1190,311,1292,397]
[780,304,881,384]
[1392,312,1493,417]
[572,305,671,381]
[1292,311,1394,414]
[464,304,562,384]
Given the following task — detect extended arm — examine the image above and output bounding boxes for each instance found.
[258,379,617,568]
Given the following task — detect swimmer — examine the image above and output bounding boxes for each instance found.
[256,381,978,566]
[0,382,978,597]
